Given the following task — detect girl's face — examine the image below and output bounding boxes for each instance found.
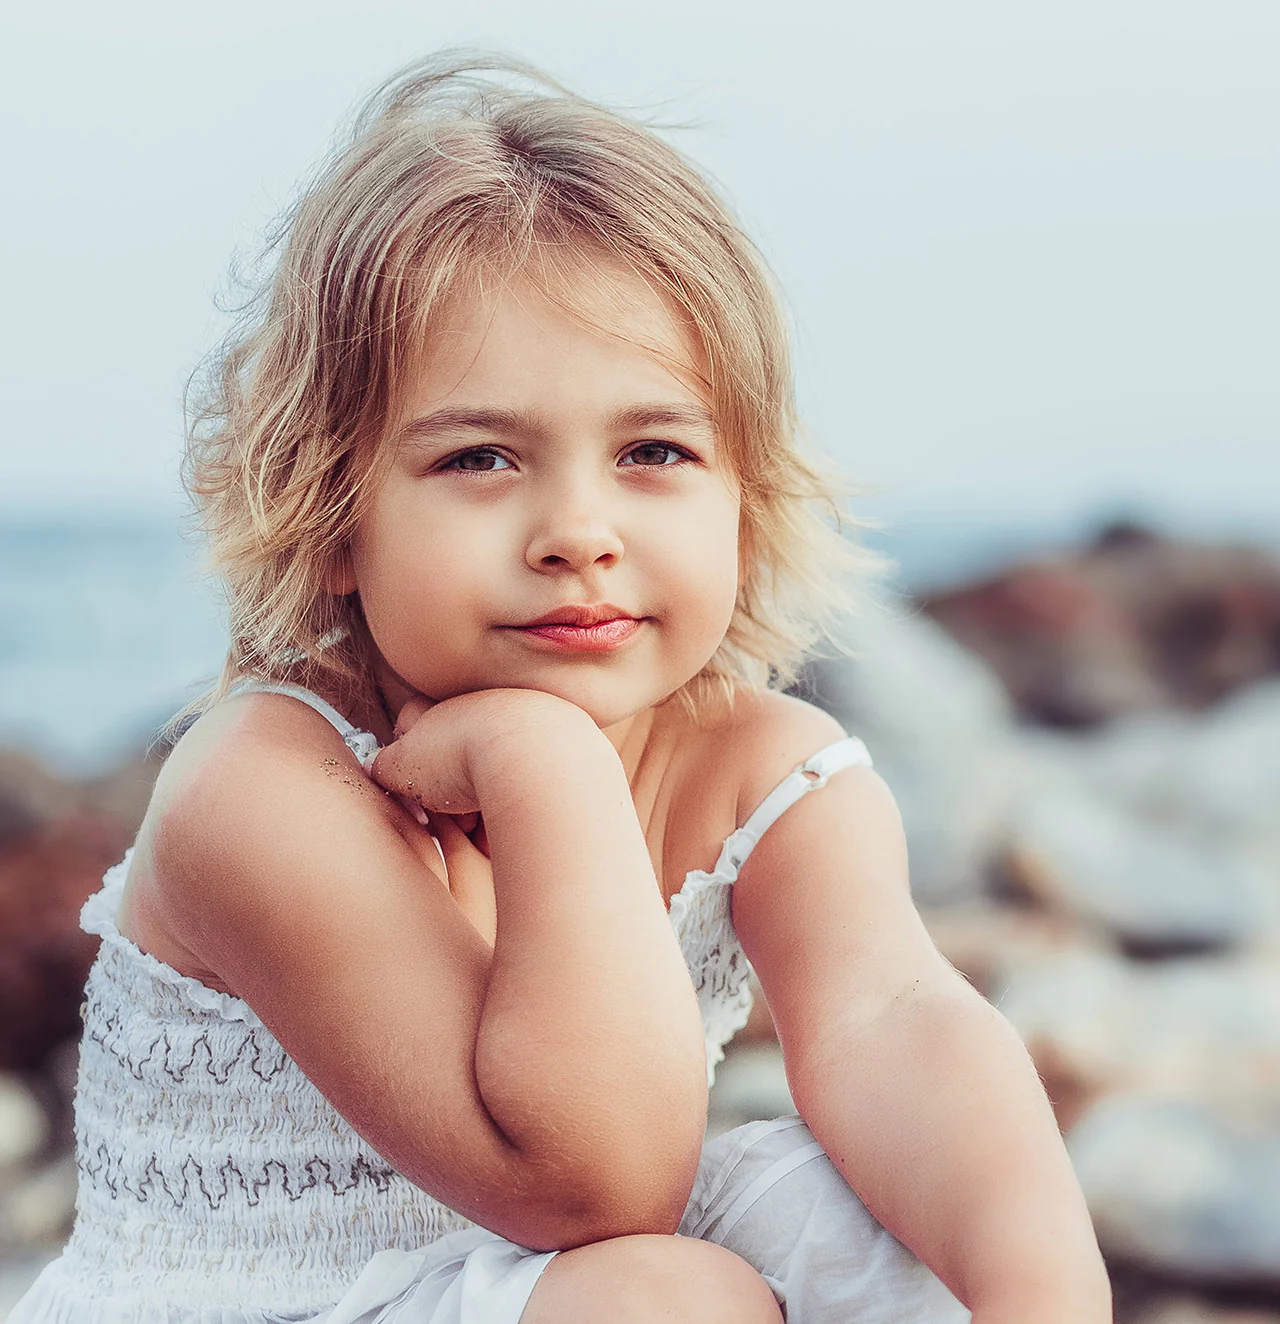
[343,259,742,732]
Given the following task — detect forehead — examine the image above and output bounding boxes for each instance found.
[397,252,712,423]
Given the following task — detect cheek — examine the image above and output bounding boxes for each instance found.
[673,499,740,609]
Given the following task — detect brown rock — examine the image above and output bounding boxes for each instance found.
[920,526,1280,727]
[0,812,131,1069]
[0,746,160,1071]
[1132,1295,1280,1324]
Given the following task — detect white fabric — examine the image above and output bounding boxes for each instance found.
[11,685,967,1324]
[680,1118,970,1323]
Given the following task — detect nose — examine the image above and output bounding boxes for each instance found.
[524,475,625,575]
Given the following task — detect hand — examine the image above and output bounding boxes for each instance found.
[371,686,600,817]
[369,692,483,817]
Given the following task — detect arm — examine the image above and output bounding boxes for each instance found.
[373,688,710,1224]
[156,687,707,1251]
[729,697,1111,1321]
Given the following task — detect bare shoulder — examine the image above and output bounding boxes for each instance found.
[714,688,854,825]
[718,689,960,1069]
[144,690,437,963]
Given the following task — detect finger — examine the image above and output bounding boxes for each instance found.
[369,738,479,815]
[393,694,434,742]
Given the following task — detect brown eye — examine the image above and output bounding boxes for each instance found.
[441,448,512,472]
[622,443,692,467]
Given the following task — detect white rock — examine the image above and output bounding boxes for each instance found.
[1017,680,1280,853]
[1007,781,1276,947]
[0,1152,77,1249]
[994,947,1280,1104]
[707,1044,794,1139]
[801,598,1019,904]
[0,1078,48,1174]
[1068,1091,1280,1283]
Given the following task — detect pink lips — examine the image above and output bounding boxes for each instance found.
[512,618,643,653]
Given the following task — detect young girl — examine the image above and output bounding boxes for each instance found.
[13,51,1111,1324]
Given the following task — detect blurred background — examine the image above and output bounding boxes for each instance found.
[1,1,1277,1319]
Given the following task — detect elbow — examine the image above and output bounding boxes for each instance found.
[523,1181,693,1252]
[498,1130,704,1252]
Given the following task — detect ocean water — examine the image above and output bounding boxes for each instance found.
[3,509,1245,779]
[1,520,229,778]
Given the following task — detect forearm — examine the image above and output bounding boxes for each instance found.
[470,707,707,1226]
[789,985,1111,1318]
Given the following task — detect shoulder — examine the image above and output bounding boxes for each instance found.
[717,693,954,1065]
[715,688,859,827]
[147,690,423,939]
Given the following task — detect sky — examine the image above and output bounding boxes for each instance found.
[2,0,1278,551]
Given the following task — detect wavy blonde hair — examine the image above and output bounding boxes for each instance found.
[165,49,880,742]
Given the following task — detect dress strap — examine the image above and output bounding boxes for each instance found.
[710,736,873,882]
[227,679,381,770]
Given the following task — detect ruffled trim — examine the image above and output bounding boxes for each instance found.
[344,729,381,771]
[80,849,263,1027]
[704,996,755,1084]
[665,867,731,930]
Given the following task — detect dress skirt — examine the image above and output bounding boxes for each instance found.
[303,1116,970,1324]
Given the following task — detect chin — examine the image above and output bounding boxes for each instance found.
[521,680,660,731]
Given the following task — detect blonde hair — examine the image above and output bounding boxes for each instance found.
[165,49,880,743]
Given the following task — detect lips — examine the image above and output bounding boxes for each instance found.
[518,604,637,628]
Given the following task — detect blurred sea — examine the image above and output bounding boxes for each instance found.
[5,511,1272,778]
[1,520,229,778]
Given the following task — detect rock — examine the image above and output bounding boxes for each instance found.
[1188,681,1280,849]
[0,1152,77,1251]
[0,753,69,851]
[993,949,1280,1128]
[707,1043,793,1139]
[80,744,167,830]
[919,526,1280,727]
[0,740,161,1072]
[0,1077,48,1173]
[1068,1092,1280,1285]
[920,556,1165,726]
[1000,684,1280,953]
[1012,680,1280,848]
[0,809,132,1070]
[1132,1298,1280,1324]
[917,900,1107,1001]
[797,598,1020,904]
[1004,781,1276,952]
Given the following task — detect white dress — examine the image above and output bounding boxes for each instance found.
[10,682,968,1324]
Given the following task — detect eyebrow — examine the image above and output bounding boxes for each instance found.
[395,403,717,450]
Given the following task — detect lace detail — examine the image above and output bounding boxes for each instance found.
[669,733,874,1084]
[668,873,756,1084]
[343,729,380,771]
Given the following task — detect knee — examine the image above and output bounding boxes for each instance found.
[630,1236,782,1323]
[524,1232,782,1324]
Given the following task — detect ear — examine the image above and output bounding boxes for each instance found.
[324,549,357,596]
